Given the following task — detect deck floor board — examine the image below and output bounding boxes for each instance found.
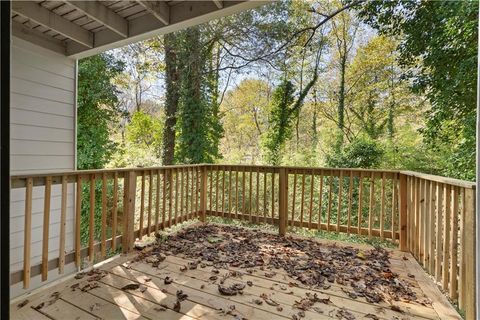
[11,225,461,320]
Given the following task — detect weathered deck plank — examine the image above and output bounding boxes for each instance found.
[11,229,461,320]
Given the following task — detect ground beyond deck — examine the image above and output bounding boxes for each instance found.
[11,225,461,320]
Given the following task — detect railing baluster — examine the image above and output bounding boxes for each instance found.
[112,172,118,251]
[168,169,173,227]
[185,167,190,220]
[216,167,220,214]
[255,168,259,223]
[148,170,153,234]
[209,168,213,212]
[435,182,444,282]
[300,172,305,226]
[139,172,145,238]
[59,176,67,274]
[175,168,179,224]
[424,179,431,267]
[263,170,267,223]
[101,173,107,258]
[248,168,253,221]
[337,170,343,233]
[222,168,226,216]
[88,174,95,262]
[442,184,451,290]
[271,171,275,220]
[291,172,297,227]
[180,167,184,221]
[317,170,323,231]
[155,170,160,233]
[368,171,375,239]
[235,170,239,219]
[42,176,52,281]
[380,172,385,239]
[357,172,364,235]
[327,173,333,231]
[228,166,233,219]
[391,173,397,241]
[450,186,459,300]
[75,175,82,268]
[428,181,436,273]
[347,171,353,235]
[308,170,314,229]
[242,167,246,216]
[23,177,33,288]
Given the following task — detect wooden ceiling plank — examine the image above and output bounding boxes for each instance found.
[66,0,129,37]
[137,1,169,25]
[12,1,94,48]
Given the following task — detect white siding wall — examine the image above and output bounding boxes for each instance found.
[10,38,77,298]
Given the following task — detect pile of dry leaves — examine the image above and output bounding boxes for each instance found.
[144,224,418,307]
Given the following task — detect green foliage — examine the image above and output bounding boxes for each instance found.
[220,79,271,163]
[125,111,163,152]
[326,137,384,169]
[263,80,296,165]
[359,0,477,180]
[77,54,123,170]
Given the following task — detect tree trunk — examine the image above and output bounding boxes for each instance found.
[336,54,347,150]
[161,33,180,165]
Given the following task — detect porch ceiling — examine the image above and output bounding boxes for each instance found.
[11,0,268,59]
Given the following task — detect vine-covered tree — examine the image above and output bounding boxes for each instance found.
[77,54,123,169]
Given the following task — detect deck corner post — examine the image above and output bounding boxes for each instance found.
[399,173,408,252]
[200,165,207,222]
[464,187,476,319]
[279,167,288,236]
[122,170,137,253]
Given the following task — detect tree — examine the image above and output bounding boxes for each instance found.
[330,6,360,150]
[263,69,318,165]
[220,79,271,163]
[175,27,222,164]
[77,54,123,170]
[359,0,477,179]
[162,33,180,165]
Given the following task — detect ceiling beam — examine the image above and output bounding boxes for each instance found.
[12,1,93,48]
[12,21,66,55]
[65,1,128,38]
[66,1,270,58]
[138,1,170,25]
[212,0,223,9]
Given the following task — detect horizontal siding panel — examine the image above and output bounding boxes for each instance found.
[12,60,75,91]
[11,124,74,142]
[13,41,75,78]
[12,93,74,117]
[11,139,74,156]
[10,219,75,248]
[11,155,74,172]
[11,77,74,104]
[10,209,75,234]
[11,108,73,130]
[11,231,75,265]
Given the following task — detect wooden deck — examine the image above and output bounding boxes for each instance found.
[11,233,461,320]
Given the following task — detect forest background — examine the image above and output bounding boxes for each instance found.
[76,0,478,182]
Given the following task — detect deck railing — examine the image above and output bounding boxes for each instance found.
[10,164,476,319]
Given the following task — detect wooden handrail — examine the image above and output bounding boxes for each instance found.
[9,164,476,318]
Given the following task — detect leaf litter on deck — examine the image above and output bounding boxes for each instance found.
[131,224,426,319]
